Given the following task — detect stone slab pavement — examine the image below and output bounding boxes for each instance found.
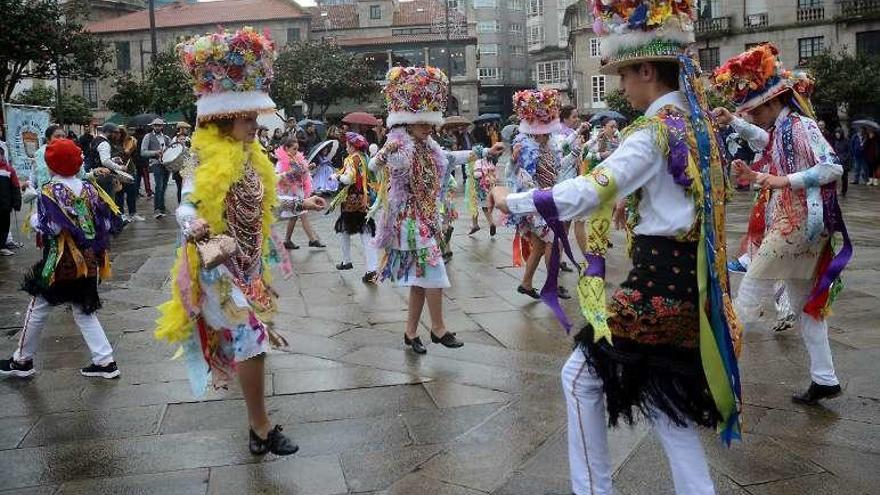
[0,185,878,495]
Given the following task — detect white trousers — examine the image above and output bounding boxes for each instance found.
[13,296,114,366]
[735,277,838,386]
[562,349,715,495]
[338,231,378,272]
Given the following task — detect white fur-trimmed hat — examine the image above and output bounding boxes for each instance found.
[383,66,448,127]
[592,1,696,75]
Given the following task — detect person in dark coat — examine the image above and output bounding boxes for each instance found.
[0,147,22,256]
[831,128,852,196]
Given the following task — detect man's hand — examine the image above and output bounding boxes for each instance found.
[487,186,511,215]
[732,159,757,184]
[188,218,210,241]
[713,107,735,126]
[755,173,789,189]
[488,142,505,156]
[94,167,111,176]
[302,195,328,211]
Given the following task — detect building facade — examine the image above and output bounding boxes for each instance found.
[528,0,576,105]
[468,0,530,115]
[563,1,615,115]
[82,0,311,120]
[310,0,481,120]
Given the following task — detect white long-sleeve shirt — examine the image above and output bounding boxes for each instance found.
[506,91,696,237]
[729,108,842,190]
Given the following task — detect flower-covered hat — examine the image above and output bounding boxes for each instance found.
[712,43,814,114]
[383,66,449,127]
[178,27,276,122]
[344,132,369,152]
[513,89,560,135]
[592,0,696,75]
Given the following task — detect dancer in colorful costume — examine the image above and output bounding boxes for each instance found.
[712,43,851,405]
[370,66,500,354]
[506,89,575,300]
[330,131,379,282]
[275,136,326,250]
[465,154,497,237]
[155,27,325,456]
[491,1,742,493]
[1,138,123,379]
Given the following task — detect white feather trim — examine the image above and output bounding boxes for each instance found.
[196,91,276,121]
[518,119,560,135]
[387,111,444,127]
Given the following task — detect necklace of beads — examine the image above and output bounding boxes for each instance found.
[225,161,264,281]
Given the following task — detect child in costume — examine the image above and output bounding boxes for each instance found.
[330,131,379,282]
[275,136,325,250]
[309,141,339,196]
[491,1,743,493]
[465,154,497,237]
[155,28,326,456]
[1,138,123,379]
[370,66,500,355]
[712,43,850,405]
[506,89,574,301]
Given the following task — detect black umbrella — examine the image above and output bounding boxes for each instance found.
[126,113,161,127]
[473,113,502,124]
[589,110,627,126]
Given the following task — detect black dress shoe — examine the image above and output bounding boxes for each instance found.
[489,225,496,236]
[336,262,354,270]
[362,271,377,284]
[517,285,541,299]
[468,225,481,235]
[249,425,299,456]
[404,334,427,354]
[560,261,574,273]
[792,382,842,405]
[431,332,464,348]
[308,239,327,248]
[283,240,299,250]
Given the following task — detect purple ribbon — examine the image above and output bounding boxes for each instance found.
[533,189,581,333]
[806,188,853,309]
[583,253,606,278]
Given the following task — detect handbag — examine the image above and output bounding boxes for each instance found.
[195,234,238,270]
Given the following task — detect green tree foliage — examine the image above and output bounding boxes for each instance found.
[272,41,379,118]
[11,86,93,125]
[0,0,110,101]
[807,48,880,120]
[604,89,641,122]
[106,74,152,117]
[145,48,196,123]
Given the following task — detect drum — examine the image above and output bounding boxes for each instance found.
[161,143,189,172]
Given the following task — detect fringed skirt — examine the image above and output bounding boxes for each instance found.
[21,245,101,314]
[334,211,376,236]
[574,235,721,429]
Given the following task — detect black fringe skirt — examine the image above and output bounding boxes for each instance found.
[574,235,721,429]
[334,211,376,236]
[22,261,102,314]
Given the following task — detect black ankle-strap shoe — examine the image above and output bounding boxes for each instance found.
[431,332,464,348]
[404,334,427,354]
[249,425,299,456]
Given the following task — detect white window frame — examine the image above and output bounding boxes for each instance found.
[528,0,544,16]
[528,25,544,46]
[591,75,607,104]
[509,22,523,35]
[478,67,502,80]
[477,20,500,33]
[510,69,526,81]
[479,43,500,56]
[534,59,569,85]
[510,45,525,56]
[474,0,497,9]
[446,0,460,9]
[508,0,525,11]
[589,37,601,58]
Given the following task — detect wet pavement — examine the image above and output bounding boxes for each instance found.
[0,185,878,495]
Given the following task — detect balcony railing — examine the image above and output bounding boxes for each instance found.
[695,16,732,37]
[838,0,880,18]
[744,12,769,29]
[797,6,825,22]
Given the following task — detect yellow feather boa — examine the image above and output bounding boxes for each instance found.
[155,124,278,344]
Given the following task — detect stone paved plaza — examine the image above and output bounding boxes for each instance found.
[0,186,878,495]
